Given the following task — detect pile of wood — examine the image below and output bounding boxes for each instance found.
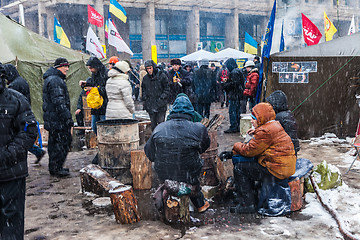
[201,114,224,131]
[80,164,140,224]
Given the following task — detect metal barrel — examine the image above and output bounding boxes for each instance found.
[97,119,139,185]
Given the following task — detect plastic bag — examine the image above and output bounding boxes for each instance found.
[86,87,103,109]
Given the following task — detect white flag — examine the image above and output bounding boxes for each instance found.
[86,26,105,58]
[348,15,356,35]
[108,20,133,55]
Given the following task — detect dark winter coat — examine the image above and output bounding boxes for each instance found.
[3,64,31,104]
[244,68,259,97]
[0,88,37,182]
[85,57,109,115]
[266,90,300,154]
[142,62,170,113]
[223,58,245,102]
[42,67,73,132]
[168,68,192,103]
[144,95,210,183]
[193,65,217,104]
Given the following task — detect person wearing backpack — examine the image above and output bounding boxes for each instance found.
[216,65,229,108]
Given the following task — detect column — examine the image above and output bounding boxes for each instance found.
[46,8,55,40]
[225,8,239,50]
[38,1,45,36]
[95,0,105,44]
[186,6,200,54]
[141,2,156,61]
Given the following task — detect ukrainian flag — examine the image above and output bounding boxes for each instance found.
[109,0,127,23]
[54,17,71,48]
[244,32,257,55]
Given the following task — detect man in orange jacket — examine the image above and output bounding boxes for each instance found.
[222,102,296,213]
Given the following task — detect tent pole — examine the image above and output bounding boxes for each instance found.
[262,57,270,102]
[15,56,18,68]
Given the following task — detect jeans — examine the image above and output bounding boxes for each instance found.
[228,100,241,130]
[91,115,106,135]
[28,144,45,158]
[0,178,26,240]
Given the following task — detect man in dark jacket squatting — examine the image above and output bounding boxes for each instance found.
[144,94,211,213]
[0,64,37,239]
[43,58,73,177]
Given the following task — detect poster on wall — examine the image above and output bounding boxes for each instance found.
[273,61,316,84]
[279,72,309,83]
[272,61,317,73]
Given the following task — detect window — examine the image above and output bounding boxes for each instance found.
[129,19,141,35]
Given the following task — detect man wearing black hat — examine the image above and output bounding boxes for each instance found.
[43,57,73,177]
[253,56,261,70]
[0,64,37,239]
[168,58,191,104]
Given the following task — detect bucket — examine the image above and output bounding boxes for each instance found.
[82,96,91,127]
[200,130,219,186]
[97,119,139,184]
[240,114,252,137]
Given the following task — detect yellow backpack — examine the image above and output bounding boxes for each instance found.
[86,87,103,109]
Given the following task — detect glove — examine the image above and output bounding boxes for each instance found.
[219,151,233,161]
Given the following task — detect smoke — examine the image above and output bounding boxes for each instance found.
[270,0,357,54]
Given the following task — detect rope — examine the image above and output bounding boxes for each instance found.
[292,55,357,113]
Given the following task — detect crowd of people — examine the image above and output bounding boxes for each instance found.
[0,54,300,239]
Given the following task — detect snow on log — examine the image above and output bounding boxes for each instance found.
[80,164,126,197]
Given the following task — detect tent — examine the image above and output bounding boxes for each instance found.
[266,33,360,138]
[180,49,215,62]
[0,13,91,122]
[212,48,255,61]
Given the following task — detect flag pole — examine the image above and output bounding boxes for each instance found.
[262,57,270,102]
[337,0,340,37]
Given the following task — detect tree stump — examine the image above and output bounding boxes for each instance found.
[164,195,190,225]
[130,150,152,190]
[109,185,141,224]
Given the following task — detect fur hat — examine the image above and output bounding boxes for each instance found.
[114,61,130,73]
[170,58,181,66]
[54,57,69,68]
[244,60,255,68]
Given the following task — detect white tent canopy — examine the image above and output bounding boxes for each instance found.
[180,49,215,61]
[213,48,255,61]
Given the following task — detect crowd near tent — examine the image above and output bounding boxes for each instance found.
[266,33,360,139]
[0,13,91,122]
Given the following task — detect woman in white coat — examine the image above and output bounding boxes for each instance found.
[106,60,135,119]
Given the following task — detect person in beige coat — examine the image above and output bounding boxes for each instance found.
[106,61,135,119]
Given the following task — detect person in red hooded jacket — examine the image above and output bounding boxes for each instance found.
[243,60,259,111]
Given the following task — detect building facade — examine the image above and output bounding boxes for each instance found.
[0,0,358,62]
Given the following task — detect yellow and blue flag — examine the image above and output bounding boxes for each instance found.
[244,32,258,55]
[109,0,127,23]
[54,17,71,48]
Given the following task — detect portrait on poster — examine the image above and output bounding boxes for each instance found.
[272,61,317,73]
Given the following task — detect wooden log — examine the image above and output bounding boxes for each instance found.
[289,177,304,212]
[85,130,97,149]
[215,156,227,184]
[164,195,190,225]
[109,185,141,224]
[130,150,152,190]
[79,164,126,197]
